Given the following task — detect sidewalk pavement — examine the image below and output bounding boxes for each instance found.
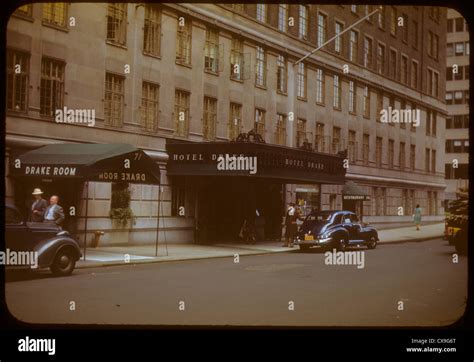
[76,222,445,269]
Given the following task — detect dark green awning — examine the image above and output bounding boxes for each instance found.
[10,143,161,184]
[342,181,370,200]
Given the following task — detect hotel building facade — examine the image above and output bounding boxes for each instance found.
[6,3,448,245]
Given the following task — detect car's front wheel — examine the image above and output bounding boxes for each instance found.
[50,248,76,276]
[367,236,377,249]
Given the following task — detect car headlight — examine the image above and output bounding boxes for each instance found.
[57,230,69,237]
[320,232,330,239]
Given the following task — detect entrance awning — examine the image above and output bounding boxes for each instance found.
[10,143,161,184]
[342,181,370,201]
[166,139,346,184]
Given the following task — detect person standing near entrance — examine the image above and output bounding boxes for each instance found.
[30,188,48,222]
[413,204,422,231]
[283,202,302,247]
[44,195,65,226]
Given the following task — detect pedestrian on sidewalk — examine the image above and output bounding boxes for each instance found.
[43,195,65,227]
[283,202,302,247]
[413,204,422,231]
[29,188,48,222]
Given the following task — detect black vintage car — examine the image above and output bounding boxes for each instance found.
[294,210,379,251]
[5,204,82,276]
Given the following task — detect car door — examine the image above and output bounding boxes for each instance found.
[349,213,363,241]
[341,213,356,241]
[5,207,31,251]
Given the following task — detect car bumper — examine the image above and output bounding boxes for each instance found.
[295,237,333,246]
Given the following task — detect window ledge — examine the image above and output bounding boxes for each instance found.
[277,90,288,96]
[297,97,308,102]
[204,69,219,76]
[143,52,161,60]
[106,40,127,49]
[255,84,267,90]
[42,21,69,32]
[230,77,244,83]
[12,13,34,22]
[176,61,192,68]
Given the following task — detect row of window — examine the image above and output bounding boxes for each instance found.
[8,45,441,135]
[364,188,439,217]
[445,139,470,154]
[446,90,470,105]
[6,54,437,175]
[446,115,469,129]
[446,65,469,81]
[14,3,67,27]
[447,17,468,33]
[250,5,428,52]
[447,42,470,57]
[14,3,440,99]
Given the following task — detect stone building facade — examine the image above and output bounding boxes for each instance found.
[445,8,469,203]
[6,3,447,246]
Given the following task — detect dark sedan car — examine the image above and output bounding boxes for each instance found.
[294,210,378,251]
[5,204,82,276]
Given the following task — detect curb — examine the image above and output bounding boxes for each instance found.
[378,235,444,245]
[75,235,443,270]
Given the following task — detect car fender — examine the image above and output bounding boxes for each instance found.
[327,227,349,241]
[361,226,379,240]
[33,236,82,268]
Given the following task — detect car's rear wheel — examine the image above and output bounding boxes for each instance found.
[367,236,377,249]
[50,248,76,276]
[299,244,311,252]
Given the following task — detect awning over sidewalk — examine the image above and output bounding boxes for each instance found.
[342,181,370,201]
[10,143,161,184]
[166,139,346,184]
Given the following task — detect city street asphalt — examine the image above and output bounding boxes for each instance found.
[5,238,467,327]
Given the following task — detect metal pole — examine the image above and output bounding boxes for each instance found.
[155,184,161,257]
[83,181,89,261]
[295,7,381,66]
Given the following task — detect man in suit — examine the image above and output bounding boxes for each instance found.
[30,188,48,222]
[43,195,65,226]
[283,202,303,247]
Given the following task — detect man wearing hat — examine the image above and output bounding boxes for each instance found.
[283,202,302,247]
[30,188,48,222]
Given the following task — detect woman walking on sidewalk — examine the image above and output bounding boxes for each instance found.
[413,204,422,231]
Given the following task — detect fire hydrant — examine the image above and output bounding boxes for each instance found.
[91,231,105,248]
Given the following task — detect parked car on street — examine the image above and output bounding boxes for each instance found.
[5,204,82,276]
[445,187,468,255]
[294,210,379,251]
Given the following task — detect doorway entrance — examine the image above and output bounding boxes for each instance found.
[195,177,284,243]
